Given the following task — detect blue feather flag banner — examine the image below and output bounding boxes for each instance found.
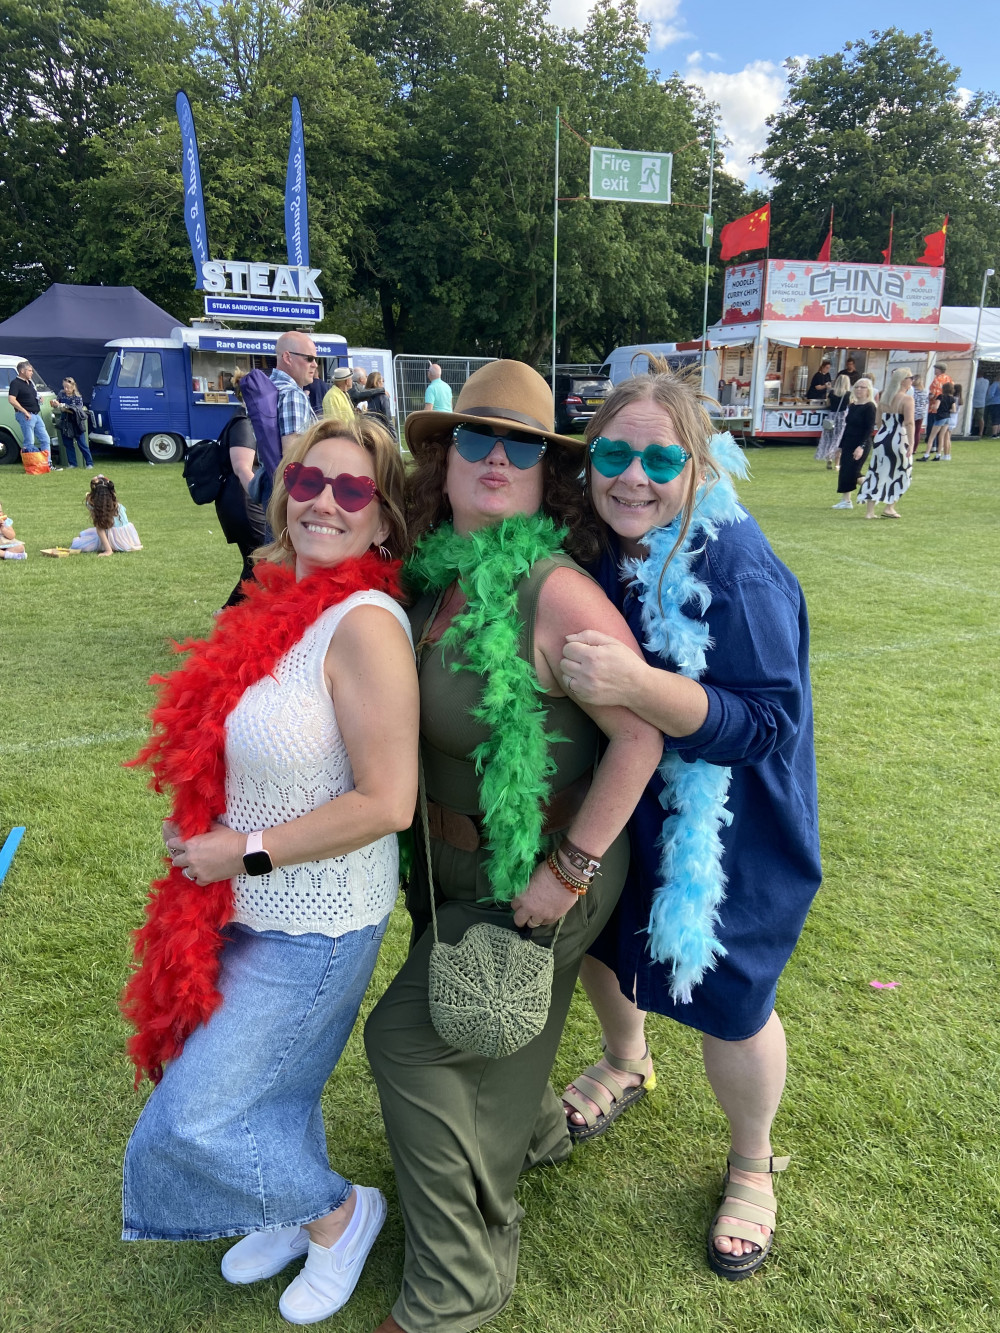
[285,97,310,268]
[175,91,209,288]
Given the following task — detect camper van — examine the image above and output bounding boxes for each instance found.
[88,327,349,463]
[599,343,701,384]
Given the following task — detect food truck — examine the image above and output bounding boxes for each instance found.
[88,326,349,462]
[686,260,972,442]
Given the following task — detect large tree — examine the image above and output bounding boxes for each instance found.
[0,0,194,314]
[758,29,1000,304]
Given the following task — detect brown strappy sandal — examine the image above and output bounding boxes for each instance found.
[562,1046,656,1143]
[707,1150,790,1280]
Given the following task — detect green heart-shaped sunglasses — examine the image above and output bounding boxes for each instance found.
[589,436,690,484]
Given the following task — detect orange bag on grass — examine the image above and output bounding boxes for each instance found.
[21,451,50,475]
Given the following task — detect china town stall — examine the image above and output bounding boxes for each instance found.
[681,259,972,442]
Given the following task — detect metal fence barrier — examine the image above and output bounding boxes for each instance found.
[393,354,496,444]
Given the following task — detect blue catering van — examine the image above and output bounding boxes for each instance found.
[88,326,349,463]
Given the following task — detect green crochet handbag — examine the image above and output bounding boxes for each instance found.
[419,773,561,1060]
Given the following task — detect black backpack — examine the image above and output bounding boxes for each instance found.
[183,438,226,504]
[182,414,255,505]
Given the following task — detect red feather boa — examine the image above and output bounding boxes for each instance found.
[121,553,402,1086]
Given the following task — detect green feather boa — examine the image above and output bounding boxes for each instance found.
[407,513,568,903]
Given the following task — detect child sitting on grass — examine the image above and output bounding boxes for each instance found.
[70,475,143,555]
[1,501,27,560]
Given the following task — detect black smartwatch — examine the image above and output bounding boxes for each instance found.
[242,830,274,876]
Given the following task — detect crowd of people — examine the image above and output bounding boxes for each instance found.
[819,359,985,517]
[114,354,822,1331]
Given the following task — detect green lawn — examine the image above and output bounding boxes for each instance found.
[2,444,998,1332]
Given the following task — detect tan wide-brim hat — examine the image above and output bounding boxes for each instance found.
[404,359,584,456]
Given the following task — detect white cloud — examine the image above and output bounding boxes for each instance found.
[685,57,808,187]
[545,0,687,46]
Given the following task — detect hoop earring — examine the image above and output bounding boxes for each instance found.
[279,527,290,546]
[371,543,391,560]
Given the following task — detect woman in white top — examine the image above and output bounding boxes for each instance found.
[122,415,418,1327]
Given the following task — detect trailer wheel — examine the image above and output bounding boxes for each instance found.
[141,432,184,464]
[0,429,22,464]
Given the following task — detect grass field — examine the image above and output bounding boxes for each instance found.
[1,443,998,1333]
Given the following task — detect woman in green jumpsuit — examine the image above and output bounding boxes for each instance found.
[365,361,661,1333]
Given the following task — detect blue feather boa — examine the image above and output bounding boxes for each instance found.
[623,432,750,1003]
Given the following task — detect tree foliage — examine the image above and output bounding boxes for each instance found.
[6,16,998,349]
[758,29,1000,304]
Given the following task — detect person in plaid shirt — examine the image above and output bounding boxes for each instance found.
[270,331,319,452]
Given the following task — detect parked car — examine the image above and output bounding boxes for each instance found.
[598,344,701,384]
[554,372,613,433]
[0,355,57,464]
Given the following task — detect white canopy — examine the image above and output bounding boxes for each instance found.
[939,306,1000,361]
[693,319,972,354]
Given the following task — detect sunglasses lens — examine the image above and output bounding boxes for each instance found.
[642,444,689,483]
[331,474,379,512]
[284,462,323,501]
[453,426,546,469]
[590,438,634,477]
[453,427,498,463]
[502,437,547,469]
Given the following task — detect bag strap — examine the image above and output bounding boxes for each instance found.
[418,751,562,949]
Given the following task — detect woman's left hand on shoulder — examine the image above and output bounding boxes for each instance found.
[560,630,643,708]
[165,821,246,887]
[511,857,580,929]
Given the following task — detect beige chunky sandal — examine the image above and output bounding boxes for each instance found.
[562,1046,656,1143]
[708,1150,790,1280]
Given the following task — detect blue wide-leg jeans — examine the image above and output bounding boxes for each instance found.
[122,917,388,1242]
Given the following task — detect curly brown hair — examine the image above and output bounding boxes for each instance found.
[88,476,120,530]
[405,428,598,565]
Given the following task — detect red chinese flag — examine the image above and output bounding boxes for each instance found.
[817,209,833,263]
[719,203,771,262]
[916,215,948,266]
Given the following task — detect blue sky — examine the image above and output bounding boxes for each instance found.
[546,0,993,187]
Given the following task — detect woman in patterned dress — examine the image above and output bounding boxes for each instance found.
[858,368,915,519]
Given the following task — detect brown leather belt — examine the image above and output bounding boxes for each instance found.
[425,770,590,854]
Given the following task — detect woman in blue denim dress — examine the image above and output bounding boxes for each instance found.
[558,364,821,1281]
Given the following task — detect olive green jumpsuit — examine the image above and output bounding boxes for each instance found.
[365,556,629,1333]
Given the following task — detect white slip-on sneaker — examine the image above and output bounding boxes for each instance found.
[279,1186,387,1325]
[221,1225,310,1284]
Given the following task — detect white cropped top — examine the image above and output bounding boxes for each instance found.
[223,590,414,937]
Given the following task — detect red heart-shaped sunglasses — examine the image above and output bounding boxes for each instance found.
[283,461,381,511]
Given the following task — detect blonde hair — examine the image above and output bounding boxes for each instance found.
[832,374,851,398]
[850,377,874,404]
[881,367,913,417]
[62,377,79,395]
[255,416,408,566]
[584,355,725,600]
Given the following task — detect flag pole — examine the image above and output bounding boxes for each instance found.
[551,106,559,402]
[699,127,715,388]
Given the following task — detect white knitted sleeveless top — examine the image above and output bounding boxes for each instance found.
[223,590,414,937]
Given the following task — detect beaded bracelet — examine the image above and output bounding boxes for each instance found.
[546,850,589,896]
[560,837,602,878]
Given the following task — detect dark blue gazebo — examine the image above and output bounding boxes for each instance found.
[0,284,180,400]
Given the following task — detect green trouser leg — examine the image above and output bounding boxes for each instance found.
[364,836,625,1333]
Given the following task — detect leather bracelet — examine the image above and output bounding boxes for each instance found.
[559,838,601,877]
[546,850,588,895]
